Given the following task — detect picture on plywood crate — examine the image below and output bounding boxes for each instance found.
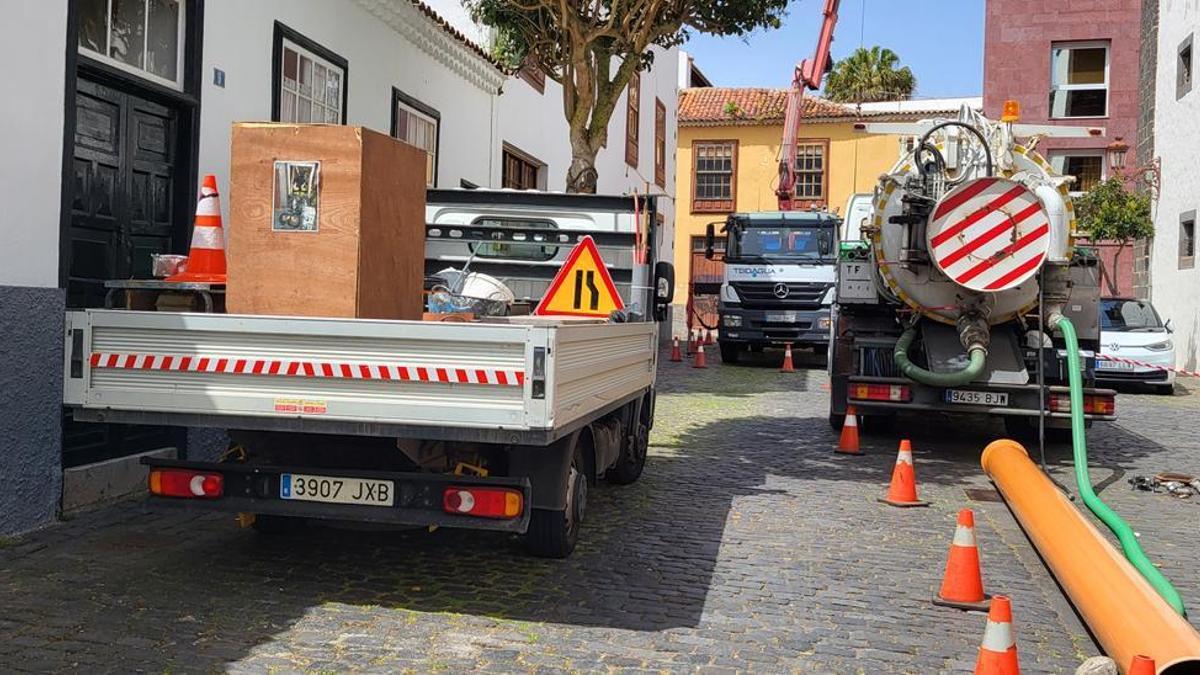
[273,160,321,231]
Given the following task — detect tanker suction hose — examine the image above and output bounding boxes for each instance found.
[1049,313,1187,617]
[892,319,988,388]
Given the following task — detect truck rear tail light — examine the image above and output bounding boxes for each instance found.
[149,469,223,499]
[443,487,522,519]
[1047,394,1116,415]
[849,383,911,402]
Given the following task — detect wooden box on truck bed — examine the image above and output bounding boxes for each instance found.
[226,123,426,319]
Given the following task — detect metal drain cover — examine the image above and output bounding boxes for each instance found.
[964,487,1003,502]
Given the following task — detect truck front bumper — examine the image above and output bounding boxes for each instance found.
[143,458,532,533]
[718,305,832,346]
[842,376,1116,421]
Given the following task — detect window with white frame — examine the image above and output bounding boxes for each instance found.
[1049,152,1105,195]
[77,0,186,89]
[392,90,440,187]
[1049,41,1109,118]
[276,34,346,124]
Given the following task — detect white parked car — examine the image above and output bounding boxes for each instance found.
[1098,298,1175,394]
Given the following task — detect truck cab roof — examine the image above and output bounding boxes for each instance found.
[731,211,841,225]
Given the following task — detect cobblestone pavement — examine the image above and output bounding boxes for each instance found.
[2,349,1198,673]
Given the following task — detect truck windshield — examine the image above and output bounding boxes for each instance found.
[727,225,835,263]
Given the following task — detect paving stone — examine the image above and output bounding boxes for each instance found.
[0,350,1195,672]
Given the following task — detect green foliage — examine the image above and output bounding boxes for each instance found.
[1075,178,1154,244]
[824,46,916,103]
[464,0,787,191]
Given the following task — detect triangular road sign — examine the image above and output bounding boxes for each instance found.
[533,235,625,317]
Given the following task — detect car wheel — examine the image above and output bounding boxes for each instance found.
[1154,383,1175,395]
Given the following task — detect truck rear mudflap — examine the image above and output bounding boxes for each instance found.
[143,459,532,533]
[843,377,1116,421]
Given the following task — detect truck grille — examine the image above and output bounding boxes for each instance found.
[730,281,828,310]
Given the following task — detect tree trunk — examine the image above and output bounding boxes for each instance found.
[1105,243,1126,296]
[565,129,600,194]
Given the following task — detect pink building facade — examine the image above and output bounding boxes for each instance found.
[984,0,1145,297]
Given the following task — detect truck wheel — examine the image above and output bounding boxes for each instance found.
[526,445,586,558]
[251,514,306,535]
[607,421,648,485]
[719,341,741,364]
[829,413,845,431]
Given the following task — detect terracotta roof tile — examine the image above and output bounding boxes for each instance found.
[408,0,507,72]
[678,88,854,126]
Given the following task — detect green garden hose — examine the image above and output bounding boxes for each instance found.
[1054,315,1187,617]
[892,326,988,387]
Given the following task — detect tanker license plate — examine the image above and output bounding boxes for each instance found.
[280,473,394,506]
[944,389,1008,407]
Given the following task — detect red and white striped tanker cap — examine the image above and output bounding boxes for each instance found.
[926,177,1051,293]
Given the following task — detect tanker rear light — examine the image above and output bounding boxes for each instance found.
[849,383,911,402]
[1047,393,1115,415]
[1001,99,1021,123]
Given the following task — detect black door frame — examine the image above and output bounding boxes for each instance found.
[59,0,206,289]
[59,1,206,463]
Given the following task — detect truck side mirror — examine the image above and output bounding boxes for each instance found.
[704,223,716,259]
[818,230,833,255]
[653,262,675,322]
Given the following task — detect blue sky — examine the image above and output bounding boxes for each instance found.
[684,0,985,98]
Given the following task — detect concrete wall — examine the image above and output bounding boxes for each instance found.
[1149,0,1200,370]
[199,0,499,211]
[672,122,903,304]
[0,0,67,289]
[0,287,65,536]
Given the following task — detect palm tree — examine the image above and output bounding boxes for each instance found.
[823,46,917,103]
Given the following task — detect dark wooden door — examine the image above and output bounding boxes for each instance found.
[63,77,181,467]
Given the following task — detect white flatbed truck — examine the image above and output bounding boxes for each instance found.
[62,189,675,558]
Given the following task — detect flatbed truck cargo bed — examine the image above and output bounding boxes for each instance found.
[64,310,656,445]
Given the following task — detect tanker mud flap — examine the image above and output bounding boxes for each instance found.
[141,458,531,533]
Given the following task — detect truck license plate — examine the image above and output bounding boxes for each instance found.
[944,390,1009,407]
[280,473,394,506]
[766,312,799,323]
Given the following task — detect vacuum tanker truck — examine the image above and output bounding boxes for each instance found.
[829,105,1116,436]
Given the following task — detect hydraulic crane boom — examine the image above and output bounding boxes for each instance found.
[777,0,841,211]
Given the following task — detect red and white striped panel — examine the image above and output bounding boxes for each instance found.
[926,177,1051,292]
[89,352,525,387]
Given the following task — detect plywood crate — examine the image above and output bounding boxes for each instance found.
[227,123,426,319]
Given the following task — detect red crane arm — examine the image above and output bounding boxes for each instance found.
[777,0,841,211]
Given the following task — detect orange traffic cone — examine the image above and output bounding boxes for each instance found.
[781,344,795,373]
[934,508,991,611]
[169,175,227,283]
[973,595,1019,674]
[670,336,683,362]
[1128,655,1155,675]
[688,329,698,354]
[835,406,861,455]
[705,329,715,346]
[879,439,929,506]
[692,343,708,369]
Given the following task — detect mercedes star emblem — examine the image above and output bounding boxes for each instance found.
[773,283,790,299]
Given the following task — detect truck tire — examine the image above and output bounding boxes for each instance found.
[607,421,648,485]
[829,413,845,431]
[719,341,741,364]
[526,444,587,558]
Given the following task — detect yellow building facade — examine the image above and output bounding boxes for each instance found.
[671,88,971,306]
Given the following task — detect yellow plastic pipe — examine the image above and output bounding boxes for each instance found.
[981,440,1200,674]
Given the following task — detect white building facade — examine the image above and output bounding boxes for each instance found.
[1149,0,1200,370]
[0,0,679,536]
